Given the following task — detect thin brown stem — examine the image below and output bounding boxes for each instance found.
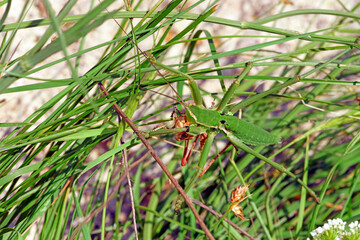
[123,144,138,240]
[190,198,256,240]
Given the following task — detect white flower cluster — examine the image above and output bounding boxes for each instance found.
[307,218,360,240]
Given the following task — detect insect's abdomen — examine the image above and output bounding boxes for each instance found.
[187,105,220,127]
[221,115,281,146]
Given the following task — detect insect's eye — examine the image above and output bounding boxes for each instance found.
[185,126,190,132]
[220,120,226,124]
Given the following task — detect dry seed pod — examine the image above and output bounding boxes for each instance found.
[231,185,249,203]
[230,185,250,220]
[231,205,246,220]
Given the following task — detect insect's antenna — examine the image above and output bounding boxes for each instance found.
[139,86,182,104]
[107,11,188,109]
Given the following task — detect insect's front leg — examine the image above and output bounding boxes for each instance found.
[175,130,217,212]
[180,131,208,167]
[186,131,217,188]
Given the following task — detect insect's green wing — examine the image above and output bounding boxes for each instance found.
[220,115,281,146]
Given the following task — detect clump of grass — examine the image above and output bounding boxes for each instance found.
[1,1,360,239]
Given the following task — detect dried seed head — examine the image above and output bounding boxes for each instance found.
[231,185,249,203]
[230,185,250,220]
[231,205,246,220]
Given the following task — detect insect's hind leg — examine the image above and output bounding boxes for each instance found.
[199,142,232,177]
